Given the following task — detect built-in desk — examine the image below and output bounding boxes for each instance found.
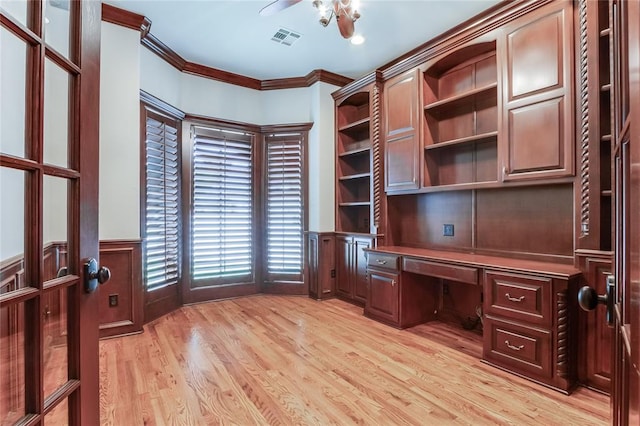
[364,246,581,393]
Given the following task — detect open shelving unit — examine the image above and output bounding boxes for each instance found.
[336,91,372,233]
[422,44,498,188]
[597,0,612,250]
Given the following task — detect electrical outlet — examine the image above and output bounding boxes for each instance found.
[108,294,118,307]
[443,224,454,237]
[330,269,336,278]
[443,283,450,295]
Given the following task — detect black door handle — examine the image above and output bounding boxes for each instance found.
[578,274,615,327]
[84,258,111,293]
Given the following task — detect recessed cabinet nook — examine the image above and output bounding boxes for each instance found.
[307,0,616,395]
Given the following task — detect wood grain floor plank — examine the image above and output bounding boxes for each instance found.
[99,295,609,425]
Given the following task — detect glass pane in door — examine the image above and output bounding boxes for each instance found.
[43,0,71,59]
[43,286,68,398]
[43,58,70,168]
[43,175,68,281]
[0,26,28,158]
[0,167,26,294]
[0,0,28,27]
[44,397,68,425]
[0,301,26,424]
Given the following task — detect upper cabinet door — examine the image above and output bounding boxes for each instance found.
[384,68,421,192]
[500,1,574,181]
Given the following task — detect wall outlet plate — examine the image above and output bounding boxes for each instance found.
[443,224,454,237]
[109,294,118,307]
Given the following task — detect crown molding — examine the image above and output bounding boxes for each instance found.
[140,90,185,120]
[101,3,151,36]
[101,4,351,91]
[332,70,382,101]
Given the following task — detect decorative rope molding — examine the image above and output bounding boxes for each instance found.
[556,289,568,379]
[578,0,590,237]
[372,83,382,232]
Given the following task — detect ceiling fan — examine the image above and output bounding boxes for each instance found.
[259,0,361,39]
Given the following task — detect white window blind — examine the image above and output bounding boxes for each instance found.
[191,126,254,283]
[144,113,181,290]
[265,133,304,279]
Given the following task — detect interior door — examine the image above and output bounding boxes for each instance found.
[0,1,101,424]
[611,0,639,423]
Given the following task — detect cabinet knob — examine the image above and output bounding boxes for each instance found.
[391,279,396,287]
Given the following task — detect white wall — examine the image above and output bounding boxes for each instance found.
[308,82,336,232]
[140,48,181,108]
[99,22,141,240]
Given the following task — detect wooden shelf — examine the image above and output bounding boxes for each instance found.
[425,131,498,151]
[601,83,611,92]
[424,83,497,114]
[339,172,371,181]
[602,190,612,197]
[338,117,370,134]
[339,146,371,157]
[600,28,611,37]
[339,201,371,207]
[601,134,612,143]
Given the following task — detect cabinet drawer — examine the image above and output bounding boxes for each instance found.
[403,258,478,285]
[484,316,552,379]
[367,252,400,271]
[485,271,552,326]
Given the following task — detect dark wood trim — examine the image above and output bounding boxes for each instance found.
[260,123,314,133]
[140,32,186,71]
[101,3,150,34]
[332,70,382,101]
[380,0,556,81]
[140,90,185,120]
[185,113,262,134]
[98,6,351,91]
[183,61,262,90]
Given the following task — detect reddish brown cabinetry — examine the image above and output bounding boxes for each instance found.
[384,68,421,192]
[307,232,336,300]
[336,234,373,305]
[500,0,574,181]
[483,269,579,393]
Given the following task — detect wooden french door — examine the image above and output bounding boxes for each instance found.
[0,1,101,424]
[610,0,639,423]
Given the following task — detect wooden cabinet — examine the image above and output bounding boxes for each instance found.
[384,68,421,192]
[307,232,336,300]
[367,269,400,324]
[483,269,579,393]
[500,0,574,181]
[336,234,373,305]
[422,42,499,189]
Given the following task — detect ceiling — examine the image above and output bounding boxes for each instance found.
[105,0,502,81]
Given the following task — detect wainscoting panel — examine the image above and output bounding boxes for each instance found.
[98,240,143,338]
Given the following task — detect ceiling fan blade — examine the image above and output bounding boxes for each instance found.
[335,3,355,39]
[259,0,303,16]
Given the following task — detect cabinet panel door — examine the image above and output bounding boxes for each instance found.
[335,236,352,298]
[353,236,373,304]
[366,270,399,324]
[384,69,421,192]
[501,1,574,181]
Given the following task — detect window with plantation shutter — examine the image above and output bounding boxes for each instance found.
[264,132,305,282]
[143,111,181,291]
[190,126,254,284]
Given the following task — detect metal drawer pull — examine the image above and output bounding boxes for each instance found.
[391,280,396,287]
[376,259,387,265]
[505,293,525,302]
[505,340,524,351]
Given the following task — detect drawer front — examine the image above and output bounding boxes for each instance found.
[367,252,400,271]
[403,258,478,285]
[484,316,552,379]
[485,271,552,327]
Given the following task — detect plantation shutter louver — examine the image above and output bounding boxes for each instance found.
[191,126,254,284]
[265,132,305,282]
[144,113,181,291]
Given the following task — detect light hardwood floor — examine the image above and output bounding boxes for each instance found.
[99,295,609,425]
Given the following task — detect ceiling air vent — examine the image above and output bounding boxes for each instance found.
[271,28,301,46]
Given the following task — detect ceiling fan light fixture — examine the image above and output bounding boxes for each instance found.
[350,34,365,45]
